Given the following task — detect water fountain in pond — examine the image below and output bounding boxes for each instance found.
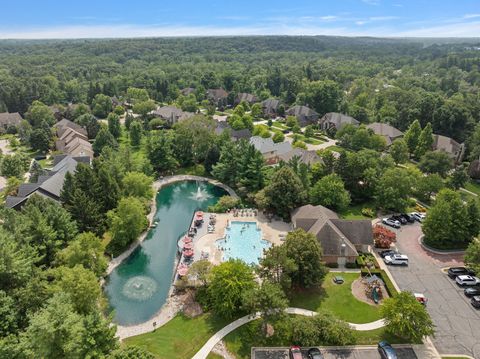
[122,276,158,301]
[190,182,212,202]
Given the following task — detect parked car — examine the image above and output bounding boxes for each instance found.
[289,346,302,359]
[382,218,400,229]
[472,296,480,309]
[410,212,426,222]
[414,293,427,305]
[456,275,480,287]
[308,347,324,359]
[390,215,407,225]
[448,267,475,279]
[464,287,480,297]
[384,254,409,266]
[379,249,398,258]
[378,341,397,359]
[400,213,416,223]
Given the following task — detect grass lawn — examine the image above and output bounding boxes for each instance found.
[124,313,230,359]
[289,272,382,324]
[272,121,288,129]
[288,133,324,145]
[338,201,376,220]
[464,180,480,196]
[174,164,207,177]
[325,145,345,153]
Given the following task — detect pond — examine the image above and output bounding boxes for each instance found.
[104,180,228,325]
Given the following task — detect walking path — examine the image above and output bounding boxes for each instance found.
[191,307,385,359]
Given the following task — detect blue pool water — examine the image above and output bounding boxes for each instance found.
[216,221,271,265]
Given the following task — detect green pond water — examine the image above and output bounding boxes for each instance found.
[105,180,227,325]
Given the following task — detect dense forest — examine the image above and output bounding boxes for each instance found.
[1,36,480,143]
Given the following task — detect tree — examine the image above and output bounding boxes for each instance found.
[390,139,409,164]
[132,100,156,118]
[127,87,150,103]
[146,131,178,173]
[0,154,27,178]
[422,189,478,249]
[376,168,413,212]
[262,166,307,220]
[25,101,55,127]
[93,127,118,155]
[107,197,148,253]
[464,240,480,275]
[208,195,240,213]
[304,125,314,138]
[57,232,107,277]
[403,120,421,154]
[109,346,155,359]
[414,122,433,159]
[29,125,52,153]
[272,131,285,143]
[188,259,212,287]
[92,94,113,118]
[414,173,444,202]
[251,103,262,119]
[284,229,328,289]
[207,259,256,319]
[298,80,342,115]
[49,265,101,315]
[107,113,121,138]
[286,116,298,128]
[129,121,143,147]
[310,174,351,211]
[76,113,100,139]
[242,281,288,332]
[381,291,434,342]
[418,151,453,177]
[259,244,297,290]
[204,145,220,173]
[122,172,153,200]
[447,164,469,190]
[373,225,396,248]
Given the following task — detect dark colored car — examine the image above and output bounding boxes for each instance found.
[308,347,323,359]
[448,267,475,279]
[378,341,397,359]
[390,215,407,225]
[289,346,302,359]
[465,287,480,297]
[379,250,397,258]
[472,296,480,309]
[400,213,415,223]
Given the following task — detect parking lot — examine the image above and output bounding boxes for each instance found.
[252,347,417,359]
[382,221,480,358]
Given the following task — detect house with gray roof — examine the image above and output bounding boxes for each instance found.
[152,106,194,126]
[54,119,93,159]
[261,99,281,117]
[285,105,319,127]
[234,93,258,106]
[277,148,322,166]
[366,122,403,146]
[5,155,90,210]
[319,113,359,131]
[0,112,22,132]
[180,87,196,96]
[214,121,252,141]
[250,136,292,165]
[433,134,465,164]
[292,204,373,265]
[207,88,229,108]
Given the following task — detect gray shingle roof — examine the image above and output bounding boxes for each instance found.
[0,112,22,128]
[320,113,359,130]
[55,119,88,137]
[262,99,280,114]
[249,136,292,156]
[153,106,193,124]
[235,93,258,104]
[366,122,403,146]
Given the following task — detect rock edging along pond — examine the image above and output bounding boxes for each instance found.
[104,179,228,326]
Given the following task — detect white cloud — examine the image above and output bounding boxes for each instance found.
[361,0,380,5]
[464,14,480,19]
[396,21,480,37]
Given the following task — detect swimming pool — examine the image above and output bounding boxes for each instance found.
[216,221,271,265]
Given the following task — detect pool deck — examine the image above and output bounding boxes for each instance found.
[194,212,291,265]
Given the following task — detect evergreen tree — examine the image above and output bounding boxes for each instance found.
[204,145,220,173]
[93,127,118,156]
[146,131,177,173]
[129,121,143,147]
[403,120,421,154]
[107,113,121,139]
[414,122,433,159]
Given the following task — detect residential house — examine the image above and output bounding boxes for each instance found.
[319,112,359,131]
[214,121,252,141]
[0,112,22,132]
[432,134,465,164]
[291,204,373,265]
[250,136,292,165]
[285,105,319,127]
[261,98,281,117]
[234,93,258,106]
[366,122,403,146]
[152,106,194,126]
[277,148,322,166]
[207,88,229,108]
[54,119,93,159]
[5,155,90,209]
[180,87,196,96]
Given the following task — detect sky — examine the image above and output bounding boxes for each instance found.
[0,0,479,39]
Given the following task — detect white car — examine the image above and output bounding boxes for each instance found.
[410,212,426,222]
[384,254,409,265]
[382,218,400,229]
[456,275,480,286]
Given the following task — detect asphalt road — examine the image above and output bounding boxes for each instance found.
[383,222,480,358]
[252,347,417,359]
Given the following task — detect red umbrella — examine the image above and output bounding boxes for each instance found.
[195,211,204,218]
[183,242,193,250]
[183,236,192,243]
[183,249,194,257]
[178,266,189,276]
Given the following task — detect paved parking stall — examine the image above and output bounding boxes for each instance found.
[251,347,417,359]
[381,222,480,358]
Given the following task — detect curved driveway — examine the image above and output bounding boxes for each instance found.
[192,308,385,359]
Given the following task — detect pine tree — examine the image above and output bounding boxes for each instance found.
[414,122,433,159]
[404,119,421,154]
